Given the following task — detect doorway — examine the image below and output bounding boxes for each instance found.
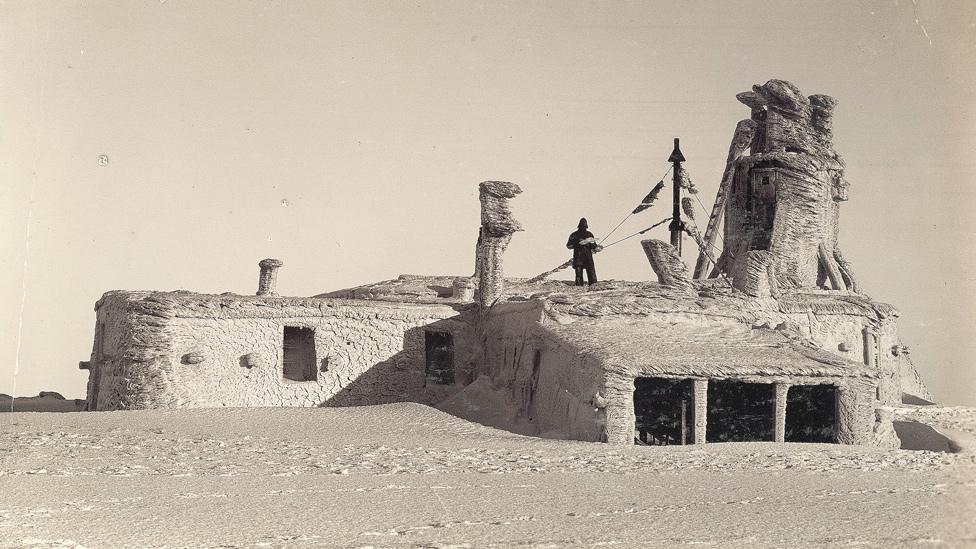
[282,326,317,382]
[424,331,455,385]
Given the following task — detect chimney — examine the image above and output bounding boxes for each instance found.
[452,277,476,302]
[477,181,522,308]
[257,258,283,296]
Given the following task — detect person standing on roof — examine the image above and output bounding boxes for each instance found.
[566,218,601,286]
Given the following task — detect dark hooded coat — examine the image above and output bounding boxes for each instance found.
[566,219,596,269]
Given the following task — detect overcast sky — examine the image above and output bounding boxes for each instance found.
[2,1,974,405]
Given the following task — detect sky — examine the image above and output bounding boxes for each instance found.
[1,1,974,406]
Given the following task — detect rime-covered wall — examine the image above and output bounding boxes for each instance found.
[84,297,136,410]
[85,293,181,410]
[721,80,856,293]
[835,381,878,445]
[479,301,607,442]
[85,291,476,410]
[82,284,921,448]
[782,305,923,405]
[564,312,881,446]
[527,328,607,442]
[478,299,886,446]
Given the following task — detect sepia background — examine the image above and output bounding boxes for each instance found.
[2,1,974,406]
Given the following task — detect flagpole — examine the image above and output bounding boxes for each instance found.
[667,137,686,254]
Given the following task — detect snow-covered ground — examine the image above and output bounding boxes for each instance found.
[1,404,974,548]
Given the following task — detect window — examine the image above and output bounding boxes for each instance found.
[749,170,777,251]
[634,378,694,445]
[785,385,837,443]
[706,380,775,442]
[424,331,454,385]
[282,327,316,382]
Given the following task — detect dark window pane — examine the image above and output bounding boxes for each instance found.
[785,385,837,443]
[283,327,316,382]
[706,380,775,442]
[633,378,693,446]
[425,331,454,385]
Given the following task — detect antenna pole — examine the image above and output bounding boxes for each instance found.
[667,137,686,254]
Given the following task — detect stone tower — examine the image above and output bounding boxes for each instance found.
[719,79,858,294]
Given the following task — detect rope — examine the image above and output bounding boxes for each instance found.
[677,165,730,280]
[602,218,671,248]
[525,259,574,283]
[685,215,721,262]
[676,175,726,260]
[598,164,674,245]
[683,221,733,287]
[527,217,671,283]
[693,190,724,249]
[598,212,634,247]
[529,161,688,283]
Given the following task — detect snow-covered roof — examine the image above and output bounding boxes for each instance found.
[541,317,876,379]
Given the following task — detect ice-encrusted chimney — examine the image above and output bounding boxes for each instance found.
[452,277,475,302]
[256,258,283,296]
[476,181,522,308]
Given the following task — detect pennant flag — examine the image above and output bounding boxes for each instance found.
[681,196,695,219]
[632,180,666,214]
[678,167,698,194]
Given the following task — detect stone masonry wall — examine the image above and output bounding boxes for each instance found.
[86,292,476,410]
[784,310,907,405]
[85,293,180,411]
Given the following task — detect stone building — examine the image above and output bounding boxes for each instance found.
[80,80,930,447]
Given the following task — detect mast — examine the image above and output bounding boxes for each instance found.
[667,137,686,253]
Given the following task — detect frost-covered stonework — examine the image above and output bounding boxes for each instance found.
[83,290,476,411]
[82,83,933,450]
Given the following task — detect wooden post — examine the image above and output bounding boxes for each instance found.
[862,327,877,367]
[774,383,789,443]
[680,398,687,445]
[667,138,686,254]
[692,379,708,444]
